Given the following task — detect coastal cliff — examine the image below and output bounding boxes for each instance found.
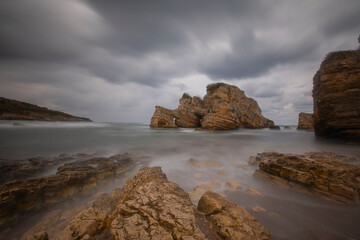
[313,50,360,140]
[0,97,91,122]
[150,83,275,130]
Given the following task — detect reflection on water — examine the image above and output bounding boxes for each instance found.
[0,121,359,239]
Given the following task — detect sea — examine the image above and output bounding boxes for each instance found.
[1,121,360,239]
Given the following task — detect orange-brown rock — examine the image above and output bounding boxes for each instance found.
[252,151,360,203]
[0,154,133,228]
[297,112,314,130]
[198,191,270,240]
[149,106,177,128]
[173,94,206,128]
[313,49,360,141]
[150,83,275,130]
[25,167,269,240]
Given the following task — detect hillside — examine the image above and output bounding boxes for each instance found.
[0,97,91,122]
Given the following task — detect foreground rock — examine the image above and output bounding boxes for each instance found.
[313,49,360,141]
[0,97,91,121]
[150,83,275,130]
[252,152,360,203]
[21,167,269,240]
[0,154,133,228]
[198,191,270,240]
[297,112,313,130]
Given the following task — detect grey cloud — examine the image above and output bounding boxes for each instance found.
[0,0,359,123]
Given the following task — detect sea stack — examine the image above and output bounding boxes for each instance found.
[313,49,360,141]
[150,83,275,130]
[297,112,314,130]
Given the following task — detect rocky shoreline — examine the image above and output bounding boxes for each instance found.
[1,150,359,239]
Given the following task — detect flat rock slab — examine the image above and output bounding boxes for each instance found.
[0,154,133,228]
[252,151,360,204]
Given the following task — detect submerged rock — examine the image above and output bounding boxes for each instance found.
[297,112,314,130]
[0,154,133,228]
[22,167,269,240]
[252,151,360,203]
[0,153,96,184]
[313,49,360,141]
[150,83,275,130]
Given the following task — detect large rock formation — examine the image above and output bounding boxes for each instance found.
[0,154,133,228]
[20,167,270,240]
[297,112,314,130]
[150,83,275,130]
[313,50,360,141]
[0,97,91,121]
[251,152,360,203]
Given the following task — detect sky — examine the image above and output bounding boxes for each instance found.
[0,0,359,124]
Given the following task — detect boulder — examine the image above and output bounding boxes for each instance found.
[28,167,270,240]
[297,112,314,130]
[252,151,360,203]
[150,83,275,130]
[313,50,360,140]
[149,106,177,128]
[198,191,270,240]
[0,154,133,228]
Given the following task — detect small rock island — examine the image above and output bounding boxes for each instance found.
[0,97,91,121]
[150,83,276,130]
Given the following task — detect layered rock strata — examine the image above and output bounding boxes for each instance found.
[150,83,275,130]
[0,154,133,228]
[21,167,269,240]
[297,112,314,130]
[313,50,360,140]
[252,152,360,203]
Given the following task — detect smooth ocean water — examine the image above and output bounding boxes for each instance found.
[0,121,360,239]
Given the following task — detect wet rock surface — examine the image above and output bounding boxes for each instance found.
[198,191,270,240]
[21,167,269,240]
[297,112,314,130]
[252,151,360,203]
[313,49,360,141]
[0,153,96,184]
[150,83,275,130]
[0,154,133,228]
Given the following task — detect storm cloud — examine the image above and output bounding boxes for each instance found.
[0,0,359,124]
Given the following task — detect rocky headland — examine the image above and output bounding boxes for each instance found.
[150,83,276,130]
[0,97,91,121]
[250,151,360,204]
[312,49,360,141]
[297,112,313,130]
[0,154,133,229]
[19,167,270,240]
